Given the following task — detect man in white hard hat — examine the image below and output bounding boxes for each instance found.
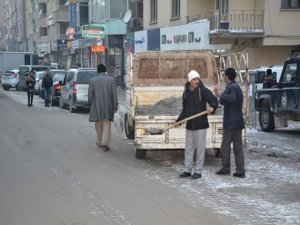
[175,70,218,179]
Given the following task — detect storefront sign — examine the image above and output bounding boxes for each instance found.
[108,35,123,49]
[160,20,210,51]
[69,3,77,28]
[72,40,79,49]
[91,45,105,53]
[134,30,147,53]
[57,39,67,50]
[81,24,105,39]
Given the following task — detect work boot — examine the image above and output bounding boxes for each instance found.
[179,172,191,178]
[216,169,230,176]
[191,173,202,179]
[233,172,245,178]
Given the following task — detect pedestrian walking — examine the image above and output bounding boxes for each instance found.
[42,68,53,107]
[177,70,218,179]
[215,67,245,178]
[88,64,118,151]
[26,71,36,107]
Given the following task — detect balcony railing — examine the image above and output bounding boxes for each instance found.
[52,5,69,23]
[187,10,264,32]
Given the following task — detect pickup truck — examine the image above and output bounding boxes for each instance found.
[124,51,249,159]
[255,47,300,132]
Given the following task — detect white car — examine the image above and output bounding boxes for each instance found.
[34,71,45,96]
[1,69,19,91]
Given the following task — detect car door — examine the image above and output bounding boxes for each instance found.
[60,73,69,103]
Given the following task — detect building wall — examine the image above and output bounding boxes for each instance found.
[263,0,300,45]
[143,0,188,30]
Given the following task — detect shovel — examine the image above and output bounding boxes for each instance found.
[149,110,208,135]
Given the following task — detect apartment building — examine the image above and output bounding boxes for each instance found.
[3,0,27,52]
[143,0,300,68]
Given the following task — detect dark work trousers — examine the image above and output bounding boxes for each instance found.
[27,89,34,106]
[220,129,245,174]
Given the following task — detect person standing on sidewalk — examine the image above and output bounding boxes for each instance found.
[215,67,245,178]
[88,64,118,151]
[42,68,53,107]
[177,70,218,179]
[25,71,36,107]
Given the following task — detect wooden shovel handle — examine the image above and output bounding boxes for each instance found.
[165,110,208,131]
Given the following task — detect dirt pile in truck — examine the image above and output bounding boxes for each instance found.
[136,96,182,115]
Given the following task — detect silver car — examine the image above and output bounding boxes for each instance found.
[34,71,45,96]
[59,68,98,113]
[1,69,19,90]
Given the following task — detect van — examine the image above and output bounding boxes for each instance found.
[59,68,98,113]
[18,65,56,90]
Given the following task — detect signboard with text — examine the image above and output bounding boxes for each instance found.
[134,30,147,53]
[81,24,105,39]
[160,20,210,51]
[91,45,105,53]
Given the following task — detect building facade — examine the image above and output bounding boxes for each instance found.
[143,0,300,68]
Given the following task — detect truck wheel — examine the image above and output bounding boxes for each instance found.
[259,104,275,132]
[3,86,9,91]
[125,114,134,139]
[135,149,146,159]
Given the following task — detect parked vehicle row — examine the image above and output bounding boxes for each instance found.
[30,68,97,113]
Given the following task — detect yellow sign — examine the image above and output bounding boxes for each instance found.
[91,45,105,53]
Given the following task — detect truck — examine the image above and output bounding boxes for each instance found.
[0,52,38,73]
[124,51,249,159]
[255,47,300,132]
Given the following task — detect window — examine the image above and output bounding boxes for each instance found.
[216,0,228,15]
[281,0,300,9]
[282,63,297,82]
[40,27,47,37]
[150,0,157,22]
[171,0,180,18]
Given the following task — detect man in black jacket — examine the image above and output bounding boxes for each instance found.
[42,68,53,107]
[176,70,218,179]
[215,67,245,178]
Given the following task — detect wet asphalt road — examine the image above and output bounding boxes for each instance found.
[0,87,299,225]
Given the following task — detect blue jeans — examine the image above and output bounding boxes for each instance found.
[44,88,51,106]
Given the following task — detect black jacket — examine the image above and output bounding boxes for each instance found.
[42,73,53,89]
[176,80,218,130]
[220,81,244,130]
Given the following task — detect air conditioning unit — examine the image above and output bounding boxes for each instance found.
[220,21,229,30]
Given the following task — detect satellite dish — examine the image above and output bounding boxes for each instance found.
[123,10,132,24]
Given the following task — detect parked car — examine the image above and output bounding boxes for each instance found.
[34,71,45,96]
[1,69,19,90]
[50,73,66,106]
[59,68,98,113]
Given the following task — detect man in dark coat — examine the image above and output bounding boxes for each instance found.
[88,64,118,151]
[215,67,245,178]
[176,70,218,179]
[42,68,53,107]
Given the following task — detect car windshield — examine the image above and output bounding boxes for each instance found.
[77,71,98,84]
[53,74,65,82]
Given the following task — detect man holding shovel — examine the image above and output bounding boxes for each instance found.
[176,70,218,179]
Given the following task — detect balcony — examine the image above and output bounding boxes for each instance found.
[187,10,264,38]
[37,15,48,28]
[52,5,69,24]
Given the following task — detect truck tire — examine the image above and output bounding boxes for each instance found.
[135,149,146,159]
[259,103,275,132]
[125,114,134,139]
